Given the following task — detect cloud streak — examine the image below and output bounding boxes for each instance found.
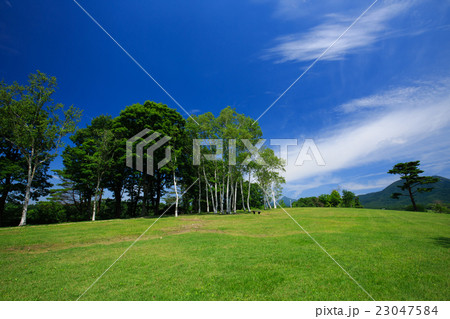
[338,79,450,113]
[340,176,398,192]
[265,1,413,63]
[280,78,450,194]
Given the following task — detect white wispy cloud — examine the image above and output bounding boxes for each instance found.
[338,87,420,113]
[340,176,398,192]
[283,175,341,198]
[265,0,413,63]
[254,0,360,21]
[189,108,201,114]
[338,79,450,113]
[280,78,450,192]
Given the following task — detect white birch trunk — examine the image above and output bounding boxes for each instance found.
[271,182,277,209]
[214,169,218,214]
[19,161,36,226]
[205,176,209,213]
[203,167,216,214]
[234,181,238,213]
[265,193,272,209]
[198,171,201,213]
[226,173,230,214]
[92,176,101,221]
[240,179,246,211]
[173,171,179,217]
[220,175,224,214]
[210,186,216,214]
[247,170,251,212]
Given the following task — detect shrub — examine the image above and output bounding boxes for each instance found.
[430,201,449,214]
[405,204,426,212]
[27,201,67,225]
[1,203,22,227]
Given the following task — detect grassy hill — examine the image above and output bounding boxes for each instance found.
[1,208,449,301]
[359,176,450,209]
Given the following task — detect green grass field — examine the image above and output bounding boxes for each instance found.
[0,208,449,301]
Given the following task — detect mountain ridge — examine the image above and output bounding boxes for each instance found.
[358,175,450,209]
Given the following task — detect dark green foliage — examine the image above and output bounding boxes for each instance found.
[318,194,330,207]
[405,204,427,212]
[329,190,341,207]
[354,196,363,208]
[342,190,355,207]
[293,196,321,207]
[27,201,67,225]
[240,182,264,210]
[56,115,116,221]
[430,201,449,214]
[116,101,187,216]
[0,148,53,226]
[293,190,359,209]
[1,203,22,227]
[0,72,81,226]
[2,73,283,224]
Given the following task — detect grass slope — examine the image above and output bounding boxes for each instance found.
[359,176,450,209]
[0,208,449,301]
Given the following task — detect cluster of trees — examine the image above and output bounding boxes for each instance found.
[3,72,438,227]
[186,110,285,215]
[1,72,285,226]
[292,189,363,208]
[52,103,285,223]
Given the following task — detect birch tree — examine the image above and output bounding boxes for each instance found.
[0,72,81,226]
[89,129,115,221]
[185,107,264,214]
[255,147,286,209]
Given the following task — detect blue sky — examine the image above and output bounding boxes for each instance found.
[1,0,450,198]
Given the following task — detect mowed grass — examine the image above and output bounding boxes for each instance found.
[0,208,449,301]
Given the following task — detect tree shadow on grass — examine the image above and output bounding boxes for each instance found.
[432,237,450,248]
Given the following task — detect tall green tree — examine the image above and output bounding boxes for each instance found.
[115,101,186,215]
[341,190,355,207]
[354,196,363,208]
[0,72,81,226]
[318,194,330,207]
[86,119,116,221]
[57,115,115,221]
[329,189,342,207]
[0,139,52,226]
[255,147,285,209]
[388,161,438,211]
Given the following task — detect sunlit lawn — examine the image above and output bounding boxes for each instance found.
[0,208,449,300]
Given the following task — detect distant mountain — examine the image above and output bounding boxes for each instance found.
[359,176,450,209]
[279,196,296,206]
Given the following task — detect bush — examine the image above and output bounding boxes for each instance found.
[1,203,22,227]
[430,201,449,214]
[27,201,67,225]
[405,204,427,212]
